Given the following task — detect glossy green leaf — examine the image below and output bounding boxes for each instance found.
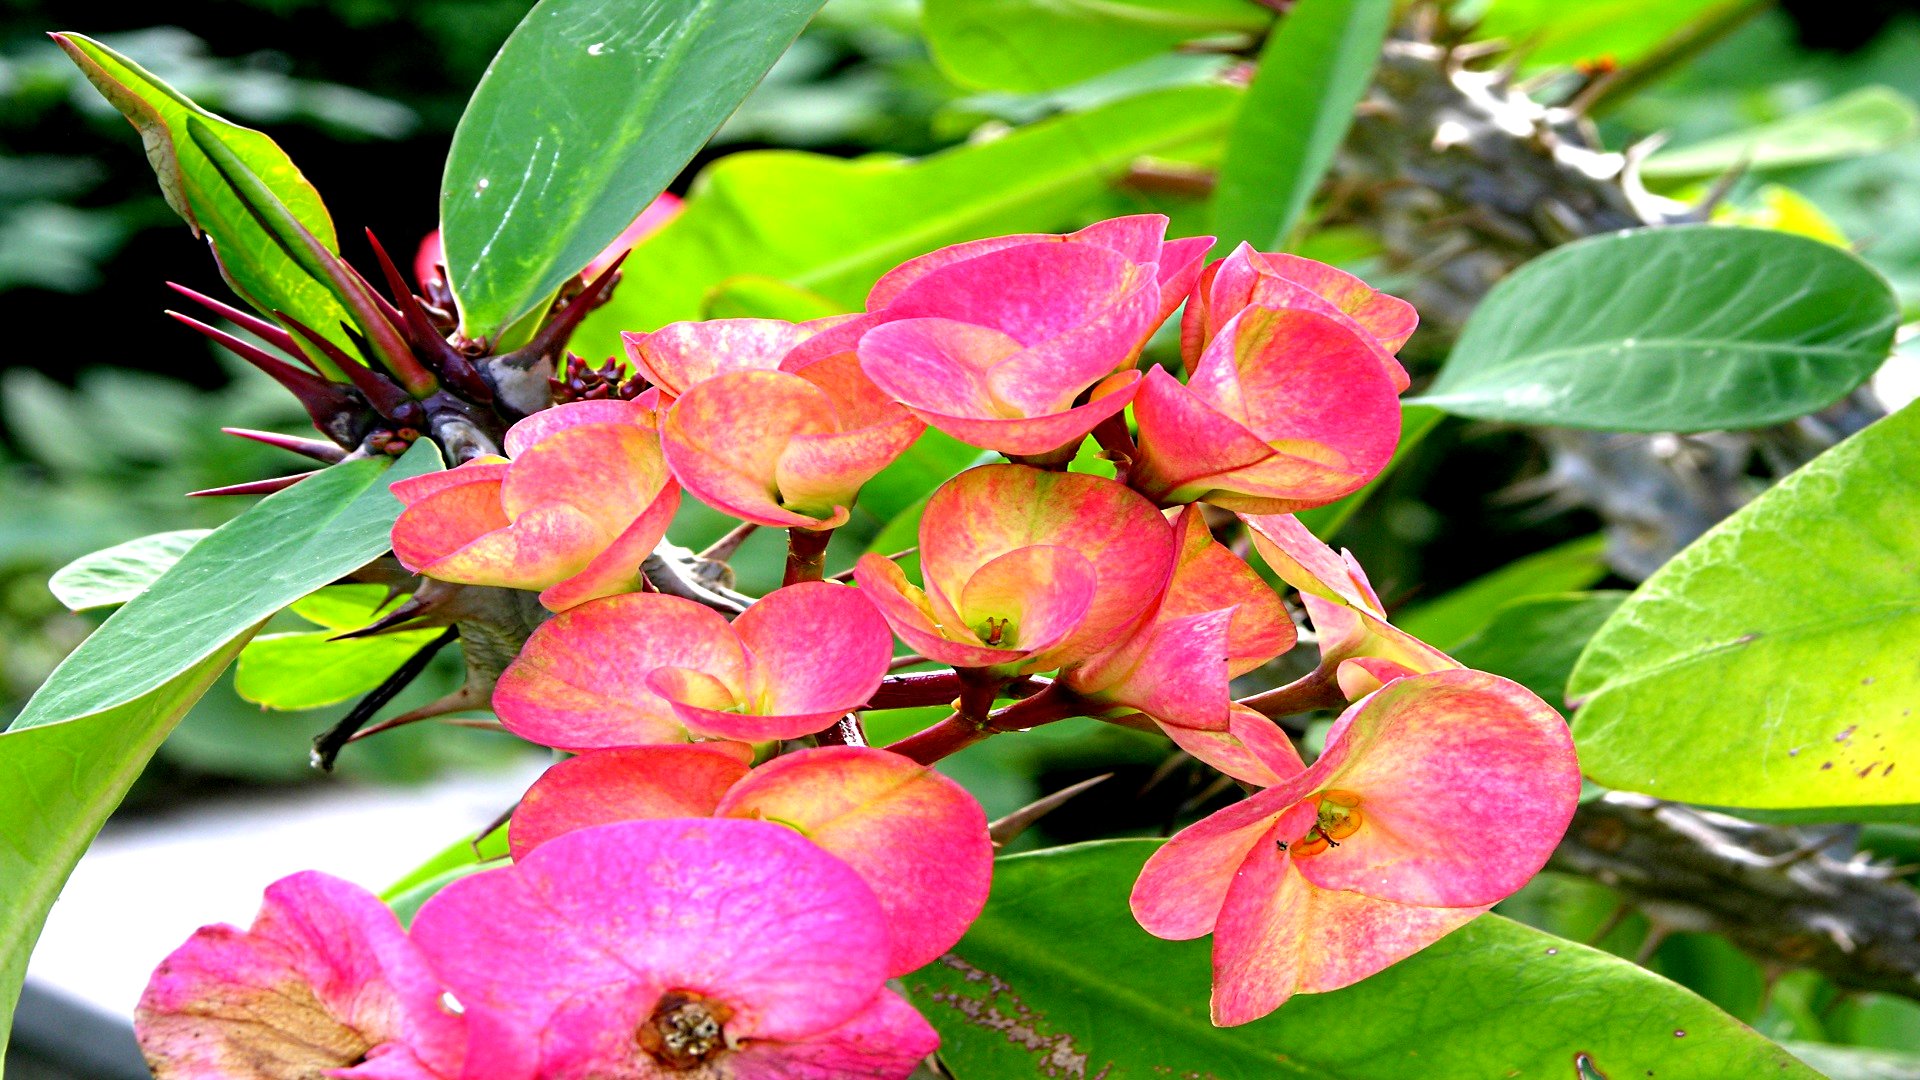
[1472,0,1733,70]
[1785,1042,1920,1080]
[1644,86,1920,181]
[0,635,253,1064]
[0,447,439,1053]
[1395,533,1609,651]
[1450,592,1630,707]
[700,275,845,321]
[1294,404,1441,539]
[908,840,1816,1078]
[922,0,1269,93]
[47,528,211,611]
[440,0,825,338]
[1569,401,1920,809]
[236,585,440,711]
[51,33,361,363]
[575,85,1241,352]
[11,442,439,733]
[383,825,511,925]
[1210,0,1393,250]
[1415,225,1900,432]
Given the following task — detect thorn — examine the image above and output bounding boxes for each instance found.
[498,252,629,370]
[221,427,347,464]
[988,773,1113,847]
[1695,158,1749,218]
[363,230,494,402]
[346,682,492,745]
[828,547,915,583]
[887,653,927,672]
[278,310,425,427]
[167,310,367,445]
[188,470,323,497]
[165,282,301,358]
[698,521,760,563]
[311,627,460,771]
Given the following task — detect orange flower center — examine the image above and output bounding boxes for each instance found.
[638,990,734,1070]
[1286,789,1364,858]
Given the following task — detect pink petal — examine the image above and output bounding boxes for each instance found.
[1249,249,1419,353]
[918,465,1176,667]
[957,545,1100,665]
[851,555,1025,670]
[858,316,1025,420]
[501,398,657,459]
[1289,892,1485,998]
[410,820,893,1079]
[1067,213,1171,264]
[718,746,992,976]
[1296,669,1580,908]
[898,373,1138,457]
[1129,366,1276,505]
[661,370,847,528]
[777,416,924,521]
[981,280,1159,415]
[535,482,681,611]
[735,582,894,716]
[1161,704,1307,787]
[1154,234,1215,322]
[136,872,463,1080]
[500,421,673,532]
[881,242,1149,348]
[1159,506,1293,673]
[624,318,813,397]
[727,988,939,1080]
[408,502,605,591]
[1070,608,1237,731]
[508,745,753,859]
[492,593,748,751]
[389,467,511,571]
[1129,788,1301,941]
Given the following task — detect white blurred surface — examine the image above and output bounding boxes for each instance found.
[27,760,545,1020]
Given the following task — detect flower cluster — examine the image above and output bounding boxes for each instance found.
[140,216,1582,1077]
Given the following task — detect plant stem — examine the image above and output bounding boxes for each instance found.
[783,526,835,586]
[310,627,459,771]
[865,670,963,709]
[812,713,868,747]
[699,520,759,563]
[1237,667,1348,718]
[886,684,1082,765]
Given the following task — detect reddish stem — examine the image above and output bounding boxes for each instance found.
[885,684,1083,765]
[1238,667,1348,718]
[812,714,868,747]
[864,670,963,710]
[783,527,834,586]
[1091,413,1137,485]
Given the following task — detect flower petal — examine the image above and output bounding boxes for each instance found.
[661,370,845,528]
[719,747,991,976]
[1161,704,1307,787]
[508,745,753,859]
[726,987,939,1080]
[389,466,511,571]
[624,318,812,397]
[535,482,681,611]
[501,398,657,459]
[410,819,893,1078]
[735,582,894,717]
[136,872,463,1080]
[850,555,1021,671]
[1129,788,1301,942]
[1297,669,1580,908]
[492,593,747,750]
[957,545,1100,663]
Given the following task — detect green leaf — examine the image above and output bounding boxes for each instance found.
[236,585,440,711]
[1472,0,1734,70]
[1209,0,1393,250]
[51,33,361,364]
[908,839,1817,1078]
[47,529,211,611]
[0,443,436,1059]
[1395,534,1610,651]
[0,636,253,1065]
[1569,401,1920,809]
[1293,404,1441,540]
[1643,86,1920,181]
[1785,1042,1920,1080]
[575,84,1242,352]
[10,441,439,733]
[1450,592,1630,706]
[440,0,825,338]
[922,0,1269,93]
[382,825,511,925]
[1415,225,1900,432]
[700,275,845,321]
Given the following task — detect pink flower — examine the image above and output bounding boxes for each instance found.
[410,818,939,1080]
[853,464,1176,674]
[1130,669,1580,1025]
[414,193,682,290]
[1181,243,1416,392]
[1130,303,1403,514]
[136,871,464,1079]
[509,744,993,977]
[492,580,894,748]
[389,399,679,611]
[1062,505,1293,731]
[856,215,1212,460]
[627,316,924,529]
[1242,512,1455,697]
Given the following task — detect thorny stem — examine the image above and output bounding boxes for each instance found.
[699,521,760,563]
[864,670,964,710]
[311,627,459,771]
[886,683,1082,766]
[1237,667,1349,719]
[812,714,869,748]
[783,527,834,586]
